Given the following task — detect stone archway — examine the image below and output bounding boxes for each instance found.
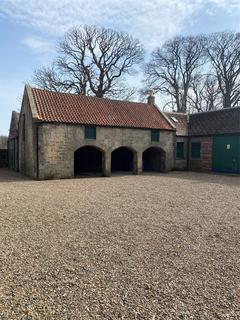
[111,147,136,173]
[74,145,105,176]
[142,147,166,172]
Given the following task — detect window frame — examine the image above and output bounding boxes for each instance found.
[176,142,185,159]
[84,126,96,140]
[191,142,201,159]
[151,129,160,142]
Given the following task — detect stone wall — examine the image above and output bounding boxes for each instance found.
[189,136,213,172]
[38,124,175,180]
[18,90,38,178]
[174,136,188,170]
[0,136,8,168]
[8,138,18,171]
[0,150,8,168]
[0,136,8,149]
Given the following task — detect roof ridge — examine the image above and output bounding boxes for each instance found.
[31,86,148,106]
[190,107,240,116]
[165,112,187,115]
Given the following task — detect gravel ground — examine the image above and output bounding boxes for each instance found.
[0,169,239,319]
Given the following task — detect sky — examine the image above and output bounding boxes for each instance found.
[0,0,240,135]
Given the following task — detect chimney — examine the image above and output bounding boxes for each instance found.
[147,90,155,105]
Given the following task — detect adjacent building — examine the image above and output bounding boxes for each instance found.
[0,136,8,168]
[8,111,20,171]
[167,108,240,174]
[165,112,188,171]
[188,108,240,174]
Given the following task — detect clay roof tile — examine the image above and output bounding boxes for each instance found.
[31,88,174,130]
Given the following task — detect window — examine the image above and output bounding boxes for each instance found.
[176,142,184,159]
[191,142,201,159]
[85,126,96,139]
[151,129,159,142]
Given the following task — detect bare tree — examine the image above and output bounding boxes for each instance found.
[107,84,139,101]
[206,31,240,108]
[34,26,144,98]
[34,64,87,94]
[145,35,205,112]
[188,73,221,112]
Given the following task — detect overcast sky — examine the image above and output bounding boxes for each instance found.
[1,0,240,135]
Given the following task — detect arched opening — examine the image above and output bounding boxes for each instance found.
[111,147,135,173]
[74,146,104,176]
[142,147,166,172]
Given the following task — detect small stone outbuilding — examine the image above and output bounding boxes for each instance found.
[17,85,175,180]
[0,136,8,168]
[165,112,188,171]
[8,111,19,171]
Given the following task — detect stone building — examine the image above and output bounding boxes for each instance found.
[10,85,240,179]
[0,136,8,168]
[166,108,240,174]
[17,85,175,180]
[165,112,188,170]
[8,111,19,171]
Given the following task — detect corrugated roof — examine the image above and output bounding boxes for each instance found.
[189,108,240,136]
[31,88,174,130]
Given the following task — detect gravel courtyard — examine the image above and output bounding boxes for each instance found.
[0,169,239,319]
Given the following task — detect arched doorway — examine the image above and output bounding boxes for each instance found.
[74,146,104,176]
[142,147,165,172]
[111,147,136,173]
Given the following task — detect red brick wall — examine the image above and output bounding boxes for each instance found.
[189,137,213,172]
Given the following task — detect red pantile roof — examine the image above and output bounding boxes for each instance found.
[30,87,174,130]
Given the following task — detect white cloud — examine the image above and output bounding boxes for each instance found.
[22,36,53,52]
[0,0,240,49]
[210,0,240,12]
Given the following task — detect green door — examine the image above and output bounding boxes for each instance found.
[212,135,240,174]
